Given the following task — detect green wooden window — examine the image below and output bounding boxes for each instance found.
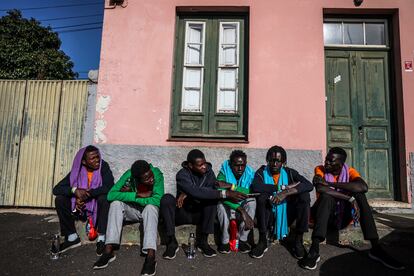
[170,14,248,140]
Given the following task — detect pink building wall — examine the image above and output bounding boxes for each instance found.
[96,0,414,201]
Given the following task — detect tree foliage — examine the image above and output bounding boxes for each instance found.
[0,10,77,79]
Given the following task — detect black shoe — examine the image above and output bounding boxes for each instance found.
[59,237,81,253]
[299,253,320,270]
[96,241,105,256]
[238,241,251,254]
[141,256,157,276]
[217,243,230,254]
[163,239,179,260]
[249,240,268,259]
[369,246,405,271]
[292,243,307,259]
[93,253,116,270]
[197,242,217,257]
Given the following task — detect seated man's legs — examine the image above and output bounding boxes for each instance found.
[217,202,231,252]
[95,194,110,255]
[300,193,343,270]
[140,204,159,276]
[286,192,310,259]
[353,193,378,241]
[249,194,271,259]
[93,201,142,269]
[161,193,217,258]
[141,204,159,254]
[55,195,81,252]
[160,194,179,259]
[238,198,256,253]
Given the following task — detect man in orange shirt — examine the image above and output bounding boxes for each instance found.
[53,145,114,256]
[299,147,404,271]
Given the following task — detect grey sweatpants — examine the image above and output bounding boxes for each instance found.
[217,199,256,244]
[105,201,159,252]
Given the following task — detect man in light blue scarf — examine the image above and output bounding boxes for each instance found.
[216,150,256,254]
[250,145,313,259]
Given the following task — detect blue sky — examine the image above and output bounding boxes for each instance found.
[0,0,104,79]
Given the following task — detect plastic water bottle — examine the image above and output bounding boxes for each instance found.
[235,231,240,251]
[50,234,60,260]
[187,233,196,259]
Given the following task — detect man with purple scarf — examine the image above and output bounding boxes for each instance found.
[53,145,114,256]
[299,147,405,271]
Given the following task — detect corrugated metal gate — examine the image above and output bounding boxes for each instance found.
[0,80,89,207]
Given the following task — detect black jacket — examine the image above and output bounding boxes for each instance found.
[251,165,313,196]
[52,160,114,198]
[176,161,219,200]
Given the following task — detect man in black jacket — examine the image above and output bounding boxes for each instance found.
[53,145,114,256]
[250,145,313,259]
[160,149,247,259]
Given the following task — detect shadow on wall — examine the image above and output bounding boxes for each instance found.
[319,214,414,276]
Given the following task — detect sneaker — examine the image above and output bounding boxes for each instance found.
[93,253,116,270]
[96,241,105,256]
[59,237,81,253]
[299,254,321,270]
[163,240,179,260]
[369,246,405,271]
[141,256,157,276]
[238,241,251,254]
[197,242,217,257]
[217,243,230,254]
[249,240,268,259]
[292,243,307,259]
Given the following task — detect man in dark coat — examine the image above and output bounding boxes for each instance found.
[53,145,114,256]
[250,145,313,259]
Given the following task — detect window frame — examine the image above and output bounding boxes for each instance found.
[323,18,389,49]
[169,13,248,141]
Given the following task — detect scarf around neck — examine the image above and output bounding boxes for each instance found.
[324,163,350,228]
[263,166,289,240]
[220,160,254,189]
[69,147,103,225]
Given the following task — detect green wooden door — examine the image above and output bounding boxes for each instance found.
[325,50,393,199]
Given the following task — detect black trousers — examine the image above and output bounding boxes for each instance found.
[55,195,110,237]
[160,193,217,236]
[256,192,310,235]
[311,192,378,241]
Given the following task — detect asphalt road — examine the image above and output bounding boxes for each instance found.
[1,212,413,276]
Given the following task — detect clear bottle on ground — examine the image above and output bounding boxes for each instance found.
[50,234,60,260]
[187,232,196,259]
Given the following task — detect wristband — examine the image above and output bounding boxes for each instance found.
[348,196,355,203]
[71,187,77,194]
[231,184,236,191]
[221,190,227,199]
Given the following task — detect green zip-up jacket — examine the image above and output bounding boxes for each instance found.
[107,164,164,207]
[217,171,250,210]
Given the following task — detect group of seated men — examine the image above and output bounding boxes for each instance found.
[52,145,405,276]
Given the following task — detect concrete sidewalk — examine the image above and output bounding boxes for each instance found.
[1,209,414,275]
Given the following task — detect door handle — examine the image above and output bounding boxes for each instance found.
[358,126,364,137]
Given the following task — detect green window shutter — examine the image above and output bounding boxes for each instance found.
[171,14,247,140]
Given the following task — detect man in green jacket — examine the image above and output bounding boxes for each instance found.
[216,150,256,254]
[93,160,164,276]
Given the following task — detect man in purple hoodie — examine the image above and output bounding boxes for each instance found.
[53,145,114,256]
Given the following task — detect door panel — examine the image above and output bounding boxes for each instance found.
[325,50,358,169]
[356,52,393,198]
[325,50,393,199]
